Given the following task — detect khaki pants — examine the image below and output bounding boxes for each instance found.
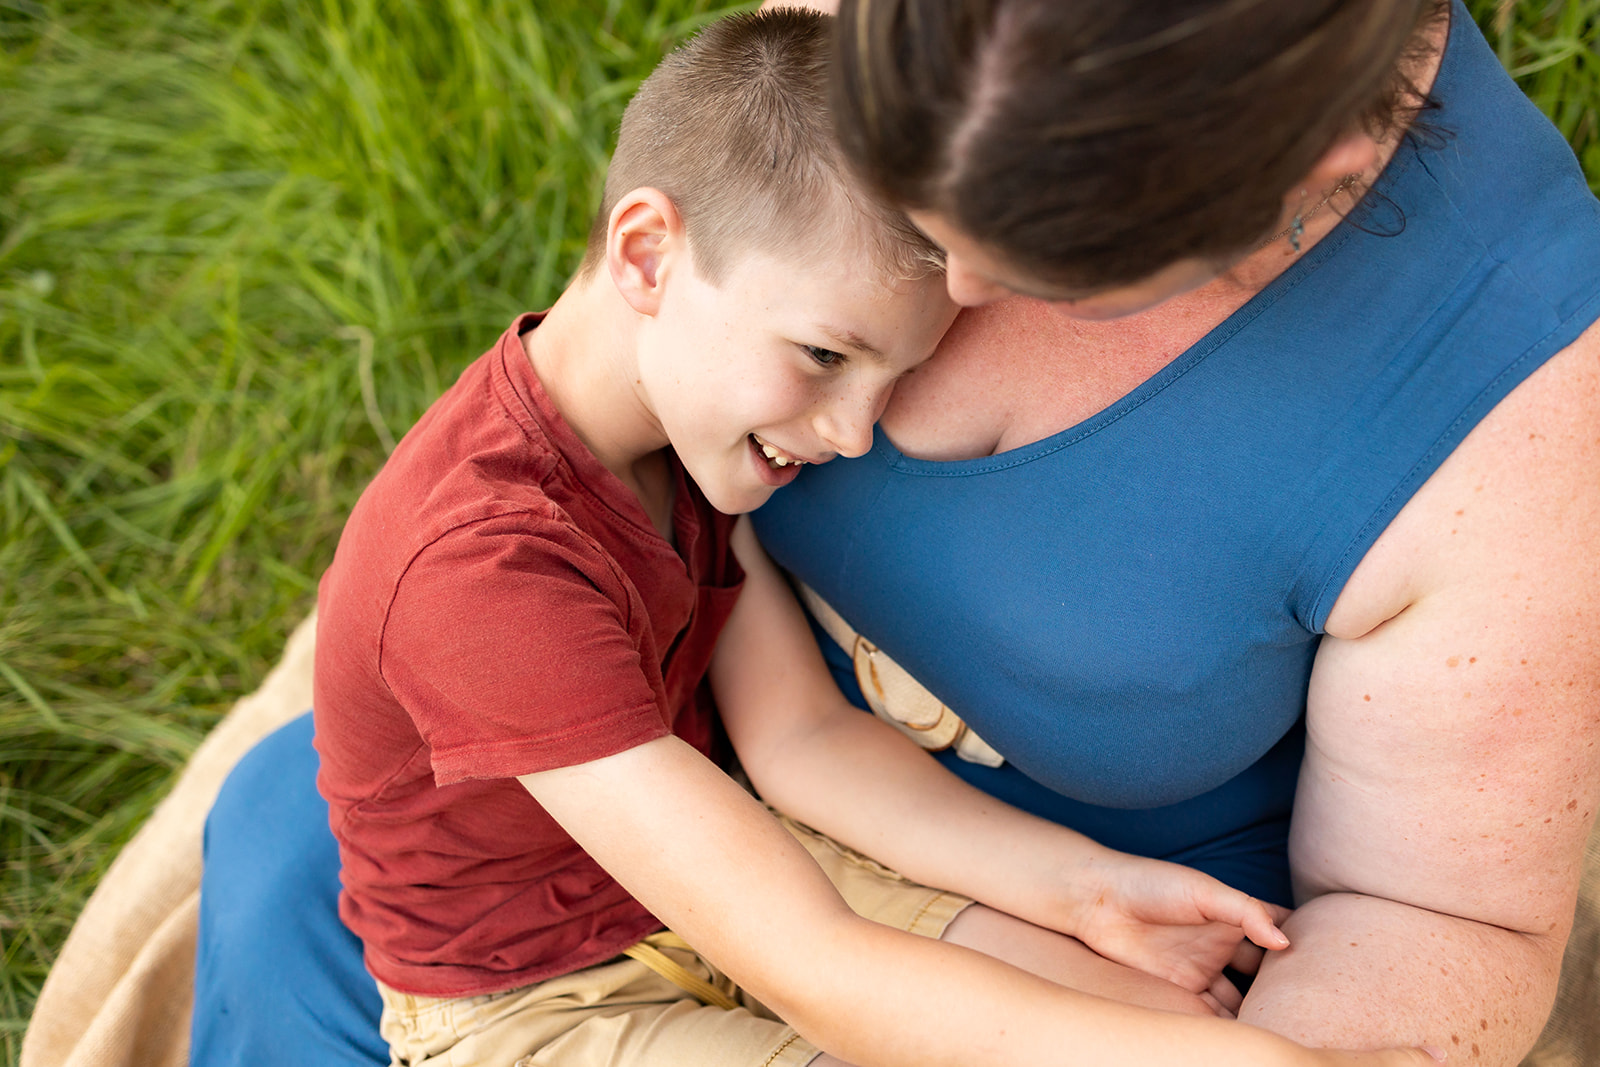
[377,813,971,1067]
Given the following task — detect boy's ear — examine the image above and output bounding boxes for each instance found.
[607,188,687,317]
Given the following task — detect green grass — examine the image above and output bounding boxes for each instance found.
[0,0,1594,1062]
[0,0,745,1057]
[1472,0,1600,186]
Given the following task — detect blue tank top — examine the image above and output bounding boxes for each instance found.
[753,2,1600,906]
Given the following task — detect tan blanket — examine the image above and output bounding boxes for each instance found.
[19,613,1600,1067]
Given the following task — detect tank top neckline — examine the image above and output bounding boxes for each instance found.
[874,4,1457,480]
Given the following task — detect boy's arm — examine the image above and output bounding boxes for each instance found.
[518,734,1426,1067]
[711,519,1286,997]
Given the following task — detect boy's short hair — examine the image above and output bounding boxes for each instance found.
[579,8,940,284]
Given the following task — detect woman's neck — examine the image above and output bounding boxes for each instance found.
[880,9,1452,463]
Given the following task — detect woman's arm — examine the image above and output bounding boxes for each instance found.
[1242,325,1600,1063]
[518,734,1433,1067]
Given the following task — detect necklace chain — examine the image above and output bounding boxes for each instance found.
[1262,173,1362,251]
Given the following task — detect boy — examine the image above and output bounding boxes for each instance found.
[313,10,1424,1067]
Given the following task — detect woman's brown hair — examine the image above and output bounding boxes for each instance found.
[833,0,1440,291]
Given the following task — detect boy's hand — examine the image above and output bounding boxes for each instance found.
[1062,850,1292,1011]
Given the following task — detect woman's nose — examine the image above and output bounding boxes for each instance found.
[943,253,1009,307]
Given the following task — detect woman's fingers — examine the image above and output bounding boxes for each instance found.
[1374,1048,1448,1066]
[1207,970,1244,1015]
[1197,989,1236,1019]
[1229,937,1267,976]
[1319,1045,1447,1066]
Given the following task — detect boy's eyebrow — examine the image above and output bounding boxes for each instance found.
[818,325,886,362]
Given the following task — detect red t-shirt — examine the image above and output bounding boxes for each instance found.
[313,315,742,997]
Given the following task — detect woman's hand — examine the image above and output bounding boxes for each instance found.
[1061,849,1292,1010]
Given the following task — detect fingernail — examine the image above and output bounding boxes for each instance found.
[1421,1045,1447,1062]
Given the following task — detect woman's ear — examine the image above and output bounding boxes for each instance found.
[1275,131,1381,225]
[607,188,686,317]
[1304,130,1381,190]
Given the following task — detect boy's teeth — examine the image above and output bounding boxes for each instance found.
[754,435,803,468]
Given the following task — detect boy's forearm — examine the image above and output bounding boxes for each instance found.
[745,699,1108,934]
[715,519,1104,931]
[780,918,1309,1067]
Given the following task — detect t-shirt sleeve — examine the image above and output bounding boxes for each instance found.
[379,511,671,786]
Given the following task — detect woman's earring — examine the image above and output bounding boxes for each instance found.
[1288,188,1308,252]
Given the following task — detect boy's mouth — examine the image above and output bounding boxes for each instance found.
[750,433,807,470]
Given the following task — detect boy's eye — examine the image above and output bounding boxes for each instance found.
[804,344,845,366]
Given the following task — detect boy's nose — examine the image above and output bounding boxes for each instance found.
[816,397,878,459]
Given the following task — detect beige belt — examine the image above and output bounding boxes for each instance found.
[623,931,740,1010]
[794,584,1005,769]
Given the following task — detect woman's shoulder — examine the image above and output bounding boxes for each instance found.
[1409,1,1600,270]
[1324,316,1600,643]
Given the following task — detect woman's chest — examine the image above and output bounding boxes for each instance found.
[880,292,1244,460]
[758,431,1324,808]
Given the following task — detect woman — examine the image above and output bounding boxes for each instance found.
[754,0,1600,1062]
[186,0,1598,1064]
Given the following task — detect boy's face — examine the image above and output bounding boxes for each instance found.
[637,228,956,515]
